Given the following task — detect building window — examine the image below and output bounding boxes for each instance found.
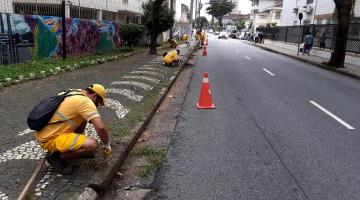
[275,12,281,19]
[306,0,314,4]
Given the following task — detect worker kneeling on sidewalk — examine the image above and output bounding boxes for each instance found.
[163,50,180,67]
[35,84,112,175]
[168,38,178,48]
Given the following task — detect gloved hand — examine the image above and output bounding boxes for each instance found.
[102,143,112,158]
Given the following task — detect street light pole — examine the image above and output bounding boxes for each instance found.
[170,0,174,39]
[189,0,194,38]
[61,0,66,59]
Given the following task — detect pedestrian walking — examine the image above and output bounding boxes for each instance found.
[255,31,260,43]
[318,33,326,49]
[163,50,181,67]
[258,31,264,44]
[303,32,314,56]
[33,84,112,175]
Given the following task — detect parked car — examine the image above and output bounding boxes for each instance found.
[239,32,247,40]
[229,30,238,39]
[214,31,220,35]
[218,31,228,39]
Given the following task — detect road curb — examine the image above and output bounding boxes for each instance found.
[245,42,360,81]
[76,45,197,200]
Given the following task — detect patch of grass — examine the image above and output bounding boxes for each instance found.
[113,127,130,138]
[138,165,156,178]
[136,146,167,178]
[125,92,160,125]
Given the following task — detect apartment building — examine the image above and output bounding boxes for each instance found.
[250,0,283,30]
[280,0,360,26]
[0,0,147,22]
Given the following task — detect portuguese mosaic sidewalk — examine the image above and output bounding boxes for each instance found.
[0,43,195,200]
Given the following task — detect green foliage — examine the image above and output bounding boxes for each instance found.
[206,0,236,29]
[142,0,175,54]
[0,47,142,84]
[35,20,57,58]
[119,23,146,48]
[136,146,167,178]
[196,16,209,30]
[266,22,277,28]
[236,20,246,30]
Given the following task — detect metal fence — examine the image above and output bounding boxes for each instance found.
[257,23,360,54]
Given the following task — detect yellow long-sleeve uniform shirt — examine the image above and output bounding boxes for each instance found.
[163,50,179,65]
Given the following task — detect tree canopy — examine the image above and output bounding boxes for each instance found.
[196,16,209,30]
[142,0,175,54]
[206,0,236,30]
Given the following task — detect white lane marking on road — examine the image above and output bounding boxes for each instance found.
[130,70,163,77]
[262,68,275,76]
[122,75,160,83]
[105,98,130,119]
[0,140,46,163]
[107,88,143,101]
[309,101,355,130]
[0,191,9,200]
[17,128,34,136]
[111,81,153,90]
[236,50,240,53]
[245,56,251,60]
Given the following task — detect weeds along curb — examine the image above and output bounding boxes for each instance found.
[76,45,197,200]
[247,42,360,81]
[0,49,150,89]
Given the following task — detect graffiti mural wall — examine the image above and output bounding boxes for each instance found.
[0,13,122,59]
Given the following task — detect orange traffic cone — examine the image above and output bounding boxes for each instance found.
[197,73,215,109]
[202,46,208,56]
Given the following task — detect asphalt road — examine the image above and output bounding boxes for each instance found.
[147,36,360,200]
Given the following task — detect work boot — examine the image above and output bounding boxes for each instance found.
[47,152,74,175]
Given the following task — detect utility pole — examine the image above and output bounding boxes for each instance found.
[170,0,174,39]
[61,0,66,59]
[189,0,194,38]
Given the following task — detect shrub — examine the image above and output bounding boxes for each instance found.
[119,23,146,48]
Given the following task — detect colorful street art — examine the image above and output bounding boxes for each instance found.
[0,13,123,59]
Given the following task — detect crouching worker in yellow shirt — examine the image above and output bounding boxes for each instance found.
[163,50,180,67]
[35,84,111,175]
[168,39,178,48]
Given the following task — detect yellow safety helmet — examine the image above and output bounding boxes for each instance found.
[88,84,106,106]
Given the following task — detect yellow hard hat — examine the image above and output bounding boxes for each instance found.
[88,84,106,106]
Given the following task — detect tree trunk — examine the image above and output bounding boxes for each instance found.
[327,1,354,68]
[218,17,223,31]
[149,31,158,55]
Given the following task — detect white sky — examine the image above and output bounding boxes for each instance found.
[175,0,251,20]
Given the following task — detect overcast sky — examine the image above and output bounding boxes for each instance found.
[175,0,251,20]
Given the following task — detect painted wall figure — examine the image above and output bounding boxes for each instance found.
[1,13,123,59]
